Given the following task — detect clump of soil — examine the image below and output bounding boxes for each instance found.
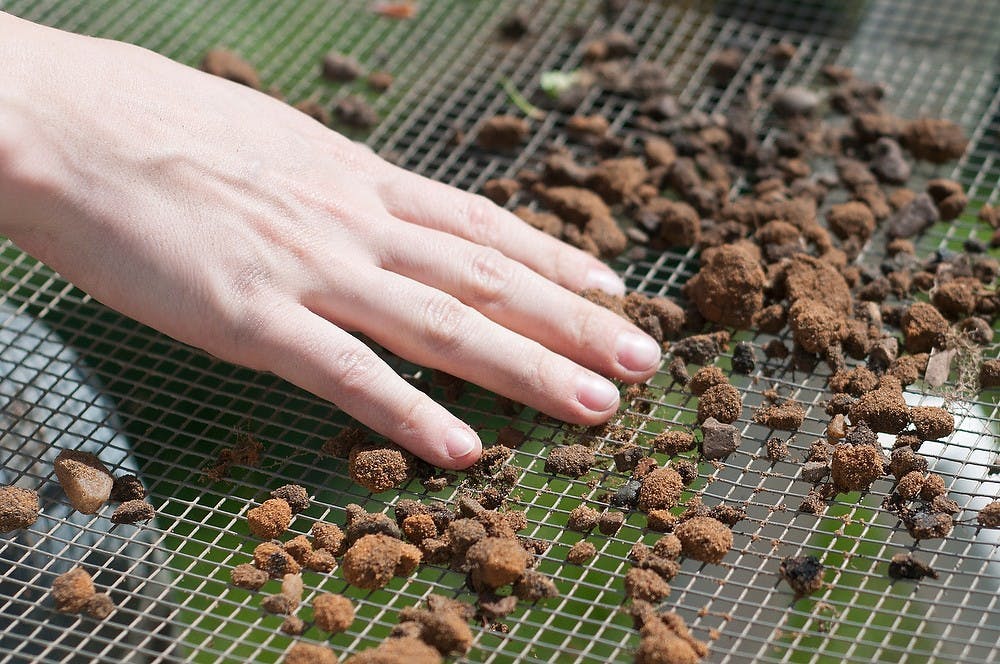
[544,444,595,477]
[688,366,727,396]
[110,499,155,525]
[204,432,262,481]
[344,504,403,545]
[901,302,949,353]
[0,485,39,532]
[568,505,600,532]
[403,514,438,543]
[253,541,301,578]
[638,468,683,512]
[889,446,928,479]
[732,342,756,374]
[980,359,1000,389]
[285,643,338,664]
[342,534,421,590]
[622,292,686,342]
[827,202,875,241]
[567,540,598,564]
[696,383,742,424]
[84,594,114,620]
[787,299,843,355]
[343,637,442,664]
[313,593,355,633]
[633,605,709,664]
[671,331,730,365]
[231,563,269,590]
[830,443,885,492]
[285,536,316,566]
[51,567,96,613]
[477,115,530,150]
[901,510,953,540]
[321,52,363,81]
[53,449,113,514]
[908,406,954,440]
[766,437,789,461]
[349,443,414,493]
[901,118,969,163]
[293,99,330,125]
[753,400,805,431]
[672,459,698,486]
[779,555,824,597]
[652,430,695,456]
[614,445,645,471]
[483,178,521,205]
[674,516,732,564]
[683,244,765,328]
[887,552,938,580]
[625,567,671,602]
[513,569,559,601]
[829,367,879,397]
[848,376,910,433]
[708,48,743,84]
[599,511,625,535]
[280,615,306,636]
[368,70,394,92]
[334,95,379,128]
[312,522,346,555]
[397,595,475,656]
[270,484,310,514]
[201,49,260,89]
[110,474,145,502]
[978,501,1000,527]
[466,537,530,591]
[247,498,292,539]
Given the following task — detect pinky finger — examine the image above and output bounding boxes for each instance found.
[257,305,482,470]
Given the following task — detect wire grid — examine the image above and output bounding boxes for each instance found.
[0,0,999,662]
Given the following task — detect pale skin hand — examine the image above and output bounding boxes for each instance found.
[0,14,661,469]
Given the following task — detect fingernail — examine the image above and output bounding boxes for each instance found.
[584,268,625,296]
[616,332,662,372]
[576,374,620,412]
[445,427,480,459]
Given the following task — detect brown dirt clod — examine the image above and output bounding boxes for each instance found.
[674,516,732,564]
[477,115,530,150]
[466,537,530,591]
[753,401,806,431]
[0,485,40,532]
[51,567,96,614]
[978,501,1000,528]
[545,444,596,478]
[779,555,824,597]
[253,542,301,578]
[349,443,414,493]
[683,245,765,328]
[110,500,156,525]
[231,563,269,590]
[830,444,885,492]
[313,593,355,633]
[201,49,261,89]
[342,534,421,590]
[696,383,743,424]
[638,468,684,512]
[247,498,292,540]
[566,540,598,564]
[285,643,338,664]
[270,485,310,514]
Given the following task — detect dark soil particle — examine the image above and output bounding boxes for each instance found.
[598,511,625,535]
[482,178,521,206]
[895,471,924,499]
[110,474,145,503]
[270,484,310,514]
[830,444,885,492]
[827,202,875,241]
[888,552,938,580]
[625,567,671,602]
[779,555,824,597]
[51,567,96,613]
[980,359,1000,389]
[633,456,659,480]
[652,430,695,456]
[0,485,39,532]
[902,510,953,540]
[610,479,642,508]
[349,444,413,493]
[498,11,530,39]
[614,445,645,472]
[367,70,394,92]
[753,400,806,431]
[254,542,301,578]
[513,570,559,601]
[545,444,595,477]
[672,459,698,486]
[732,342,756,374]
[683,245,765,328]
[313,593,355,633]
[321,52,363,81]
[889,446,928,479]
[697,383,742,425]
[466,537,529,591]
[978,501,1000,527]
[638,468,684,512]
[700,417,740,460]
[477,115,530,150]
[634,608,708,664]
[764,339,790,360]
[674,516,732,564]
[341,534,421,590]
[84,594,114,620]
[477,593,518,621]
[110,500,155,525]
[566,540,598,564]
[671,331,730,365]
[669,357,690,385]
[201,49,261,89]
[567,505,600,532]
[708,48,743,84]
[708,504,745,527]
[247,498,292,540]
[345,506,403,546]
[447,519,487,558]
[334,95,379,128]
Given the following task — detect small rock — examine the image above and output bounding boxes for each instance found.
[870,138,911,184]
[887,193,939,239]
[801,461,830,484]
[700,417,739,460]
[731,341,756,374]
[924,347,956,388]
[610,480,642,508]
[772,87,820,117]
[53,450,113,514]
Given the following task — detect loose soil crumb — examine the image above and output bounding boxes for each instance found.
[638,468,684,512]
[895,471,924,500]
[568,505,600,532]
[672,459,698,486]
[902,510,953,539]
[285,643,338,664]
[829,367,879,397]
[349,443,414,493]
[368,70,394,92]
[270,485,310,514]
[403,514,438,543]
[830,444,885,492]
[672,331,730,365]
[231,563,269,590]
[51,567,96,613]
[901,302,949,353]
[683,245,765,328]
[305,548,337,573]
[466,537,530,591]
[652,430,695,456]
[598,511,625,535]
[625,567,671,602]
[313,593,355,633]
[110,474,145,502]
[848,376,910,433]
[787,299,843,355]
[343,637,442,664]
[254,542,301,578]
[567,540,598,564]
[688,366,728,396]
[513,569,559,601]
[334,95,379,128]
[204,432,263,481]
[312,522,346,555]
[280,615,306,636]
[110,499,155,525]
[901,118,968,163]
[293,99,330,125]
[477,115,530,150]
[321,52,363,81]
[669,357,690,385]
[732,342,756,374]
[779,556,824,597]
[0,485,39,532]
[483,178,521,205]
[247,498,292,540]
[674,516,732,564]
[888,552,938,580]
[342,534,421,590]
[978,501,1000,527]
[766,437,789,461]
[633,607,708,664]
[647,509,678,532]
[889,446,928,479]
[614,445,645,471]
[201,49,261,89]
[908,406,954,440]
[980,359,1000,389]
[84,593,114,620]
[398,596,474,655]
[696,383,742,424]
[753,400,805,431]
[545,444,595,477]
[53,449,113,515]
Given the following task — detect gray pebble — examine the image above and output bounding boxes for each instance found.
[772,86,820,117]
[701,417,739,460]
[871,137,911,184]
[801,461,831,484]
[887,193,939,239]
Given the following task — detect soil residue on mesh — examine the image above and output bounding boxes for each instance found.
[887,552,938,580]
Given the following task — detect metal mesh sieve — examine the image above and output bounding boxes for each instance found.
[0,1,998,662]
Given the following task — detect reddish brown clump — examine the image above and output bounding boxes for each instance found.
[313,593,355,633]
[647,198,700,248]
[683,244,765,328]
[285,643,338,664]
[110,474,145,502]
[625,567,671,602]
[466,537,529,591]
[908,406,954,440]
[403,514,438,543]
[367,70,394,91]
[398,595,475,655]
[201,49,261,89]
[253,542,301,578]
[652,430,695,456]
[51,567,96,613]
[343,637,442,664]
[231,563,269,590]
[247,498,292,540]
[688,366,727,396]
[270,484,310,514]
[349,443,414,493]
[110,499,155,525]
[311,522,346,555]
[622,292,686,342]
[978,502,1000,527]
[513,569,559,601]
[634,609,708,664]
[932,277,980,319]
[544,444,595,477]
[482,178,521,205]
[829,367,879,397]
[538,186,627,259]
[849,376,910,433]
[901,302,949,353]
[753,400,806,431]
[566,540,598,564]
[696,383,742,424]
[84,594,114,620]
[0,485,39,532]
[567,504,600,532]
[830,443,885,492]
[788,299,843,354]
[674,516,732,564]
[567,115,610,136]
[783,254,853,316]
[341,534,421,590]
[980,359,1000,389]
[895,471,924,499]
[587,157,648,204]
[638,468,684,512]
[827,201,875,241]
[477,115,530,150]
[901,118,968,163]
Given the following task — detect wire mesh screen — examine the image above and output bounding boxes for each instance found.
[1,0,999,662]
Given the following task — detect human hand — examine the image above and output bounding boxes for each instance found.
[0,15,661,469]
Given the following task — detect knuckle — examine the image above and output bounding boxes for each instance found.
[396,392,434,438]
[463,194,502,247]
[569,301,604,352]
[468,248,515,309]
[221,305,273,362]
[331,345,382,400]
[420,294,470,355]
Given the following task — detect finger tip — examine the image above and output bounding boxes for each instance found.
[443,426,482,468]
[583,267,626,296]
